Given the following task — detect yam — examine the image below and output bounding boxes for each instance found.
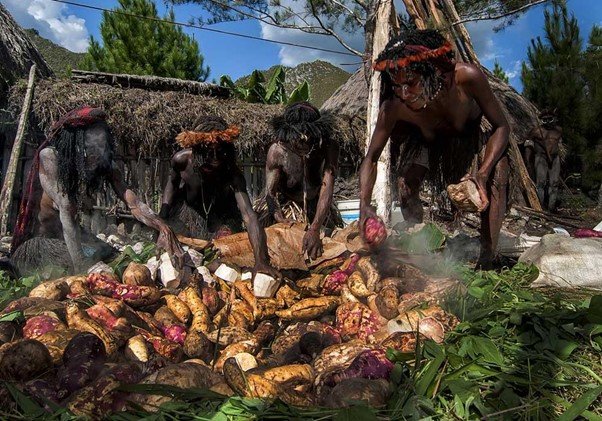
[62,332,107,365]
[347,271,371,298]
[29,277,71,301]
[207,326,254,346]
[163,294,191,324]
[66,303,118,354]
[447,179,483,212]
[357,257,379,292]
[275,296,340,321]
[262,364,314,384]
[184,286,212,334]
[183,329,212,361]
[214,339,259,372]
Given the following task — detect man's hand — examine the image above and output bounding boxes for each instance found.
[461,173,489,212]
[359,204,378,242]
[253,260,282,280]
[156,225,185,270]
[302,227,323,260]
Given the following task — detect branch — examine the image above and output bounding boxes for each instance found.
[330,0,365,27]
[452,0,550,26]
[307,0,363,56]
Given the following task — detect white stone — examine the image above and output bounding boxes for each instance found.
[519,234,602,290]
[214,264,240,283]
[88,261,114,275]
[159,252,179,288]
[197,266,216,286]
[253,273,280,298]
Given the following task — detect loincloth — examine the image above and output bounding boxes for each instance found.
[253,194,343,230]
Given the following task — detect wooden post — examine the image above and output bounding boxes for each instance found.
[366,0,396,222]
[0,65,36,235]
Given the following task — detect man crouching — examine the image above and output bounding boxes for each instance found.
[11,106,184,274]
[160,115,279,279]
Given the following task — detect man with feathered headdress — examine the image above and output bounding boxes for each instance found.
[11,106,184,274]
[160,115,279,279]
[263,101,341,260]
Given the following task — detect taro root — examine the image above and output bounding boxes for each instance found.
[125,335,150,363]
[380,331,422,353]
[122,262,153,286]
[163,295,191,324]
[0,339,53,381]
[374,285,400,319]
[324,348,393,387]
[36,328,80,365]
[207,326,254,347]
[23,314,65,339]
[447,179,482,212]
[387,305,459,343]
[347,271,371,298]
[183,330,213,362]
[65,303,118,354]
[214,339,260,372]
[62,332,107,365]
[363,217,387,247]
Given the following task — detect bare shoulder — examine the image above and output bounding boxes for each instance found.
[266,142,285,165]
[455,62,487,85]
[38,147,58,171]
[172,149,192,170]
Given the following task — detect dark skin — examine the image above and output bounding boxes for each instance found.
[525,119,563,210]
[161,144,279,279]
[38,122,185,272]
[359,62,510,266]
[265,139,339,261]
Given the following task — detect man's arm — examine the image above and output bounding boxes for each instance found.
[109,162,185,268]
[265,144,288,223]
[359,99,399,235]
[160,152,186,219]
[232,171,279,279]
[38,148,86,271]
[461,64,510,209]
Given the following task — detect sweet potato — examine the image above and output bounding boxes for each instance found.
[252,320,277,346]
[228,300,254,330]
[363,217,387,247]
[275,296,340,321]
[374,285,400,319]
[66,303,118,354]
[122,262,153,286]
[163,294,191,324]
[379,331,421,353]
[137,329,183,362]
[92,295,126,316]
[29,277,71,301]
[154,306,180,327]
[183,329,212,361]
[125,335,150,363]
[234,281,256,307]
[340,285,360,303]
[135,311,163,336]
[161,324,187,345]
[184,286,212,334]
[323,348,393,387]
[207,326,254,346]
[66,374,124,417]
[87,304,132,343]
[322,270,349,295]
[86,273,160,307]
[0,339,52,381]
[275,284,300,307]
[312,341,372,375]
[347,270,371,298]
[2,297,58,314]
[67,278,88,298]
[262,364,315,384]
[388,305,459,343]
[296,273,324,296]
[357,257,379,292]
[223,357,279,398]
[23,314,65,339]
[336,302,382,342]
[201,286,222,315]
[62,332,107,365]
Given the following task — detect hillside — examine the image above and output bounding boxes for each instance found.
[25,29,85,76]
[236,60,351,108]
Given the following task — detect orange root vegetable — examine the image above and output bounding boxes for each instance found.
[184,286,212,334]
[86,273,160,307]
[163,295,191,324]
[357,257,380,292]
[275,296,340,321]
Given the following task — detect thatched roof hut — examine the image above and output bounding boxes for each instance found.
[0,3,53,95]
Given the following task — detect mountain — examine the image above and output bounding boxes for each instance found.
[236,60,351,108]
[24,29,85,76]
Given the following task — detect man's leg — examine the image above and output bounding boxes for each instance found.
[478,155,509,269]
[534,153,548,208]
[548,156,561,211]
[397,163,427,223]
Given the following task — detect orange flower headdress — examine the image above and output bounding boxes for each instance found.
[175,125,240,148]
[373,42,453,72]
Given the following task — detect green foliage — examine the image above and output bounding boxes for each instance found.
[24,29,85,77]
[108,242,156,278]
[0,271,40,309]
[82,0,209,81]
[220,65,310,104]
[396,223,446,254]
[454,0,554,31]
[492,59,509,83]
[521,0,602,198]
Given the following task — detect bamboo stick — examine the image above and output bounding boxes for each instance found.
[0,65,36,235]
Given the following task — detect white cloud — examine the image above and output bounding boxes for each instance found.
[466,20,500,63]
[506,60,522,80]
[259,0,364,70]
[3,0,89,52]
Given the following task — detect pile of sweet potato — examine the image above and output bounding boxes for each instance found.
[0,254,460,417]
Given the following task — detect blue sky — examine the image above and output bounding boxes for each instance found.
[2,0,600,89]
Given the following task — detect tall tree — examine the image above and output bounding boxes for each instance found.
[83,0,209,81]
[521,0,585,155]
[492,60,509,83]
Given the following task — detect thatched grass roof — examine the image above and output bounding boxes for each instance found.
[8,78,360,159]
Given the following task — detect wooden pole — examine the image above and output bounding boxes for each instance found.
[0,65,36,235]
[366,0,396,222]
